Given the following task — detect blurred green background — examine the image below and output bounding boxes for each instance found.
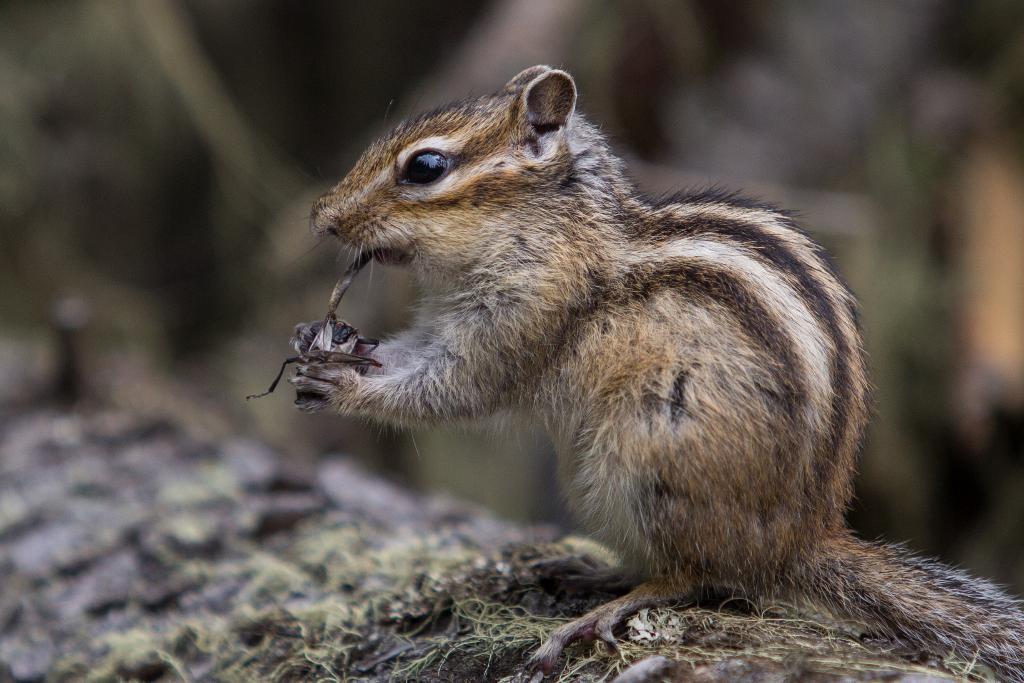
[2,1,1023,591]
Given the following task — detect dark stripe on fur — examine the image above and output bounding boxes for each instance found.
[635,198,860,504]
[623,262,806,417]
[700,219,852,498]
[669,371,688,420]
[648,186,792,217]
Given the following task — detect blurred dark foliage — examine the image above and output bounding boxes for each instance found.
[2,1,1023,591]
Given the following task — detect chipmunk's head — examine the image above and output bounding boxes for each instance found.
[310,66,614,285]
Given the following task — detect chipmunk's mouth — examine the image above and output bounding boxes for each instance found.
[370,247,413,266]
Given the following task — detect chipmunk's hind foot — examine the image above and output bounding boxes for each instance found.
[526,579,694,676]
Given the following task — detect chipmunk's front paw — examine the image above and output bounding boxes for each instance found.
[290,362,362,413]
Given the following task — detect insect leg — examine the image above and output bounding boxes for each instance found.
[321,350,383,367]
[246,355,302,400]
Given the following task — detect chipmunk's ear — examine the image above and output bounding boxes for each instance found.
[503,65,553,93]
[521,69,576,133]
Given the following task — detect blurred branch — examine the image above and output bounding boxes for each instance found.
[408,0,585,108]
[956,136,1024,441]
[128,0,304,213]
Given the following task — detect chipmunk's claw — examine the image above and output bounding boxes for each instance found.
[291,363,345,411]
[293,392,330,413]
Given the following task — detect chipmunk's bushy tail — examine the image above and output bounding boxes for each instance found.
[807,534,1024,681]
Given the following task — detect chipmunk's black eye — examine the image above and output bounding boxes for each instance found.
[402,150,449,184]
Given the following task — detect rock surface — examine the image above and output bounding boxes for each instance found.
[0,406,977,682]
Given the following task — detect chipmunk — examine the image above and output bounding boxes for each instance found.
[292,65,1024,680]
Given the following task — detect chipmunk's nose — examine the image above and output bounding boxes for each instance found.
[309,194,341,238]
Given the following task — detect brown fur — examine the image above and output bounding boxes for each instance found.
[293,66,1024,679]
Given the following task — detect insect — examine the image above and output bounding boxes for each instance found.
[246,252,381,400]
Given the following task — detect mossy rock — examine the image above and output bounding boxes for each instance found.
[0,409,982,682]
